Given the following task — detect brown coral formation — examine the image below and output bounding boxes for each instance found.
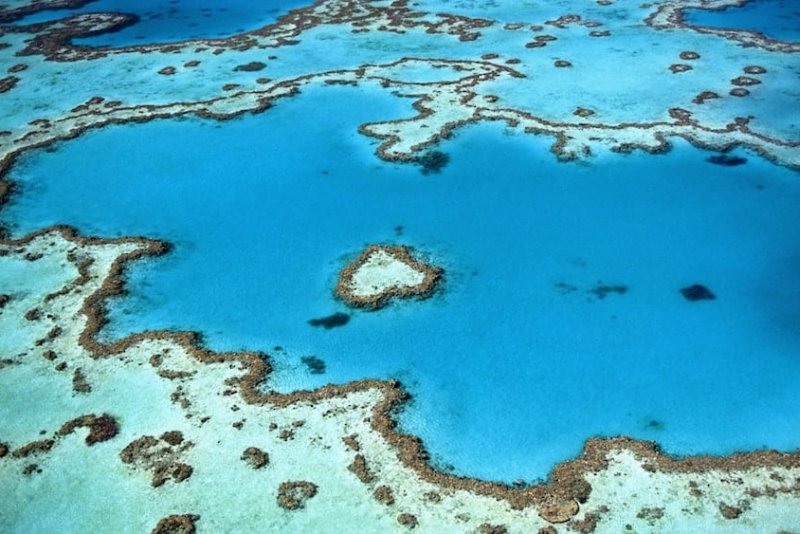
[12,439,55,458]
[538,499,580,523]
[730,88,750,97]
[58,414,119,445]
[72,367,91,393]
[397,513,418,528]
[692,91,720,104]
[574,108,595,118]
[161,431,184,446]
[636,506,664,524]
[731,76,761,86]
[669,63,692,73]
[277,481,318,510]
[743,65,766,75]
[151,514,199,534]
[342,434,360,451]
[554,60,572,68]
[479,524,508,534]
[718,502,743,519]
[233,61,266,72]
[679,51,700,60]
[119,433,194,487]
[158,67,176,76]
[373,485,395,505]
[348,453,375,483]
[568,508,607,533]
[335,245,442,309]
[241,446,269,469]
[0,76,19,94]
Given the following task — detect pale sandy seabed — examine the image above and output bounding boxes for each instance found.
[1,0,800,531]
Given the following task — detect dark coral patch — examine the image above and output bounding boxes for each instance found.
[234,61,266,72]
[418,150,450,175]
[277,481,318,510]
[301,355,326,374]
[241,446,269,469]
[307,312,350,329]
[731,76,761,86]
[397,513,418,528]
[680,284,715,301]
[120,433,194,487]
[707,154,747,167]
[151,514,200,534]
[718,502,743,519]
[692,91,720,104]
[0,76,19,93]
[669,64,692,73]
[589,284,628,299]
[58,414,119,445]
[374,485,395,505]
[743,65,766,75]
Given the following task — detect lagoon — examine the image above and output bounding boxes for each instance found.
[4,82,800,483]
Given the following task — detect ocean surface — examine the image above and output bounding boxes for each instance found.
[685,0,800,42]
[17,0,310,46]
[5,79,800,482]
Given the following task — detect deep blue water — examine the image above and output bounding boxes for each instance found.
[5,83,800,482]
[17,0,310,46]
[686,0,800,42]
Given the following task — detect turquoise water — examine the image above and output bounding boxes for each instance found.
[5,83,800,482]
[686,0,800,42]
[17,0,310,46]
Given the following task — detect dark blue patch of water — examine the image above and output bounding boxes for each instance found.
[686,0,800,42]
[17,0,311,47]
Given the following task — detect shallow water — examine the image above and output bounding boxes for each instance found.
[686,0,800,42]
[5,82,800,482]
[17,0,311,46]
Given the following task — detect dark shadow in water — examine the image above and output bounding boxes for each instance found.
[308,312,350,329]
[301,355,326,374]
[589,283,628,300]
[707,154,748,167]
[681,284,716,301]
[419,151,450,175]
[645,419,665,431]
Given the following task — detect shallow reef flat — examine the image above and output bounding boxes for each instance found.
[1,229,799,532]
[0,0,798,168]
[1,0,800,531]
